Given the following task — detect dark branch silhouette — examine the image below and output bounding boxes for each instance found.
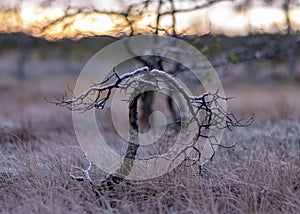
[48,66,253,191]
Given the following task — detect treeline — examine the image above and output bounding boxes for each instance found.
[0,32,299,78]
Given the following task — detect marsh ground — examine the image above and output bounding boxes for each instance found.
[0,69,299,213]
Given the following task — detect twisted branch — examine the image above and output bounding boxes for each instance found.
[49,66,252,190]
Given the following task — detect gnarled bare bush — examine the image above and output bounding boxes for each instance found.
[48,66,252,193]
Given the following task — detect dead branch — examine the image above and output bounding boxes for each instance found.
[70,154,94,185]
[50,66,253,191]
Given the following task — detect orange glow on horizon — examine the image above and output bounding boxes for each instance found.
[0,1,299,40]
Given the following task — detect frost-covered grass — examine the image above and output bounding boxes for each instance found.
[0,74,299,213]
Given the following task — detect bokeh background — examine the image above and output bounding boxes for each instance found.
[0,0,299,213]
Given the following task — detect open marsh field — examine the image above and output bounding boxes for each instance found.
[0,70,299,213]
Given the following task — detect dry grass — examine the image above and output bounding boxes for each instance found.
[0,73,299,213]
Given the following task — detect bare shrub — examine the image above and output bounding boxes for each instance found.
[48,66,252,194]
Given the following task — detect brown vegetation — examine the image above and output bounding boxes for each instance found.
[0,72,299,213]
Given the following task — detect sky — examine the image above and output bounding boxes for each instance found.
[0,0,299,40]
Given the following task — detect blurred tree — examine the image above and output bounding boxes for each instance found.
[16,35,37,78]
[1,0,299,78]
[235,0,299,78]
[0,34,37,78]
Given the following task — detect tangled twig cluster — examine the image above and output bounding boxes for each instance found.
[48,66,253,189]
